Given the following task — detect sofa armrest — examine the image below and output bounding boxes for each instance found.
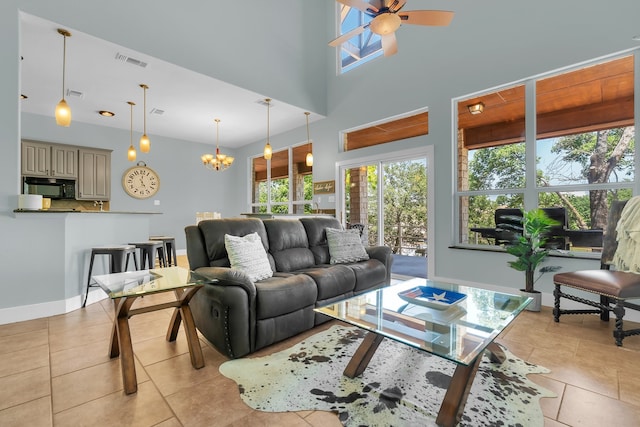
[192,266,257,299]
[190,266,258,358]
[366,245,393,284]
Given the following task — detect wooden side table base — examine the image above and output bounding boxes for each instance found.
[108,285,204,394]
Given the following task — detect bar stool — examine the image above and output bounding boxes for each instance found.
[150,236,178,266]
[84,244,138,307]
[129,241,166,270]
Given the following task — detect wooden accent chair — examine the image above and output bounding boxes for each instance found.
[553,199,640,346]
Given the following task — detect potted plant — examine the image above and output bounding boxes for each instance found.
[505,209,562,311]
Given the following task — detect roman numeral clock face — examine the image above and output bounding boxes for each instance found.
[122,164,160,199]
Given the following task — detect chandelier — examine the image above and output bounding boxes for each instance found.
[202,118,234,171]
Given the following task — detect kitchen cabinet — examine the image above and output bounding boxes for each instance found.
[21,141,77,178]
[78,148,112,200]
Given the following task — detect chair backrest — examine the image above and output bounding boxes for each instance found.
[494,208,522,246]
[601,199,629,267]
[541,207,569,250]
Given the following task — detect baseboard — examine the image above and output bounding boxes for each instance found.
[0,289,108,326]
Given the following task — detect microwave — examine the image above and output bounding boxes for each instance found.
[23,177,76,200]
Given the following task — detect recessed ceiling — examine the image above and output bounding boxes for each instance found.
[19,13,322,149]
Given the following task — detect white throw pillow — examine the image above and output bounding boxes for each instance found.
[224,232,273,282]
[325,228,370,264]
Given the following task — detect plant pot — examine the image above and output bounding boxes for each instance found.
[520,289,542,312]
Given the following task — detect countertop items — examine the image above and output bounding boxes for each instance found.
[13,209,161,214]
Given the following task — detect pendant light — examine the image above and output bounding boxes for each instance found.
[201,118,234,171]
[55,29,72,127]
[304,112,313,167]
[263,98,272,160]
[139,84,151,153]
[127,101,137,162]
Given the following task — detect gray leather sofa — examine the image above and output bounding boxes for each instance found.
[185,216,392,358]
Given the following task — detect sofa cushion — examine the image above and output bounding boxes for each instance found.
[326,228,370,264]
[224,232,273,282]
[263,219,316,272]
[347,259,388,293]
[300,217,342,264]
[198,218,273,268]
[300,265,355,300]
[255,274,318,320]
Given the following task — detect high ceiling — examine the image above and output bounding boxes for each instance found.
[19,13,323,149]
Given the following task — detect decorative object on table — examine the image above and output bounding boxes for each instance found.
[262,98,272,160]
[398,285,467,309]
[55,28,72,127]
[139,83,151,153]
[201,118,234,171]
[220,325,554,427]
[122,161,160,199]
[505,208,562,311]
[328,0,455,58]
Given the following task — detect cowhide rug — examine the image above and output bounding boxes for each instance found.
[219,325,555,427]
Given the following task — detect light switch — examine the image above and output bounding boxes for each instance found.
[154,200,160,206]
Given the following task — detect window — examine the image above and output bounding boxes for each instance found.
[250,144,313,214]
[457,55,635,252]
[334,3,383,73]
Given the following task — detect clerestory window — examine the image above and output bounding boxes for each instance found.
[333,2,383,73]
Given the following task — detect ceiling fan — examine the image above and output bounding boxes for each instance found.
[329,0,454,57]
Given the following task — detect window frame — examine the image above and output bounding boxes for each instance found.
[248,143,313,214]
[453,50,640,251]
[333,3,383,74]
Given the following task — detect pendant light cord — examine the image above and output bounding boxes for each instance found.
[61,34,66,99]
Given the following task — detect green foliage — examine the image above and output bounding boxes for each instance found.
[505,209,560,292]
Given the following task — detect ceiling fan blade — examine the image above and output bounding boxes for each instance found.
[336,0,379,14]
[399,10,454,26]
[329,25,367,46]
[381,32,398,57]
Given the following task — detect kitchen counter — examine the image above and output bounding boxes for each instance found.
[14,209,162,214]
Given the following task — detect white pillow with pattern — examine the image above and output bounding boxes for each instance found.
[224,232,273,282]
[325,228,370,264]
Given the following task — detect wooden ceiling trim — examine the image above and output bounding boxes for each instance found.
[463,97,634,149]
[345,111,429,151]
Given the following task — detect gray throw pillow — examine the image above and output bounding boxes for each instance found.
[325,227,370,264]
[224,232,273,282]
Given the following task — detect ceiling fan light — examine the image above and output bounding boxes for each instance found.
[55,98,71,127]
[370,13,401,35]
[306,152,314,167]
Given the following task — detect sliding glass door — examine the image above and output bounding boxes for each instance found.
[338,147,433,277]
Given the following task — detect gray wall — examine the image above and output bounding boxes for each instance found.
[3,0,640,316]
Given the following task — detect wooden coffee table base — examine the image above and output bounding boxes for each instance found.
[109,286,204,394]
[344,331,506,427]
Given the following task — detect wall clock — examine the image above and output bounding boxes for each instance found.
[122,161,160,199]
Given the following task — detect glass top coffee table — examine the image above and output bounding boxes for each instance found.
[315,278,531,427]
[92,266,216,394]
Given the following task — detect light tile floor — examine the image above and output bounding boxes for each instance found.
[0,257,639,426]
